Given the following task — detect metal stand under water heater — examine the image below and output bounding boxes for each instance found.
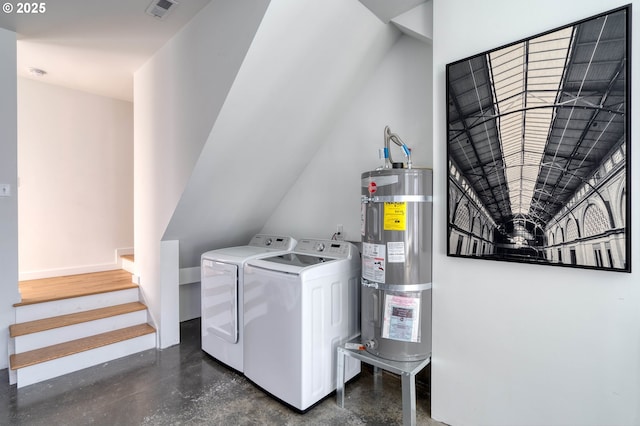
[360,126,433,362]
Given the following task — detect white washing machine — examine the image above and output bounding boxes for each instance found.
[243,238,361,411]
[201,234,297,372]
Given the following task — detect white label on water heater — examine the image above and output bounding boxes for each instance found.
[362,243,385,283]
[382,294,421,343]
[387,241,405,263]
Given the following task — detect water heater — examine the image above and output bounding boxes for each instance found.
[360,128,433,362]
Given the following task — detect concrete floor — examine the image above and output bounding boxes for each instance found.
[0,319,443,425]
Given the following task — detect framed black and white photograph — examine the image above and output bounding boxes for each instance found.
[446,5,631,272]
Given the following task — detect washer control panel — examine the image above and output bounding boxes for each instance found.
[248,234,297,250]
[295,239,354,259]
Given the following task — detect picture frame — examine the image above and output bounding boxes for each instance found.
[446,5,631,272]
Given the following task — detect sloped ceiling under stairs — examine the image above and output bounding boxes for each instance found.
[161,0,432,266]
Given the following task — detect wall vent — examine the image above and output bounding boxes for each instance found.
[146,0,179,20]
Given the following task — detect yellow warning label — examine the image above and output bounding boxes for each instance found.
[384,202,406,231]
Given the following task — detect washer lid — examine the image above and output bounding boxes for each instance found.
[201,234,297,264]
[260,252,337,268]
[202,246,289,264]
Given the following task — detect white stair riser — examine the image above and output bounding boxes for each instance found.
[15,288,139,322]
[15,333,156,388]
[121,258,136,274]
[14,311,149,353]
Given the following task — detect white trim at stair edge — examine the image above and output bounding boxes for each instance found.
[136,286,159,348]
[19,247,135,281]
[19,263,121,281]
[7,337,16,385]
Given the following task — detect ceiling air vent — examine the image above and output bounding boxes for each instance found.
[146,0,179,20]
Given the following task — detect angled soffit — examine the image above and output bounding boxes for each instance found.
[358,0,426,23]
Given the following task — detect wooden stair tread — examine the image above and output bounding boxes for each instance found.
[10,302,147,337]
[16,270,136,307]
[10,323,155,370]
[120,254,135,262]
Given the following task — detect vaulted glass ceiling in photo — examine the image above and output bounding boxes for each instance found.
[448,8,627,234]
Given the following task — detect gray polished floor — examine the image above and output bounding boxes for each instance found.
[0,319,442,425]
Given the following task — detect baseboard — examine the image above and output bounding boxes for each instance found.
[115,247,134,259]
[179,266,200,285]
[115,247,134,267]
[19,263,120,281]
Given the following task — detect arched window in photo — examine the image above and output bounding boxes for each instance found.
[583,204,609,237]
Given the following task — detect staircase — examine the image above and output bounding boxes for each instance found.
[8,266,156,388]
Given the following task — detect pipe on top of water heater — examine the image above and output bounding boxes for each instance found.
[383,125,413,169]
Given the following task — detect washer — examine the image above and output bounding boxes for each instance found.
[201,234,297,372]
[243,238,361,411]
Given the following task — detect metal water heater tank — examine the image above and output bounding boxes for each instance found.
[360,167,433,361]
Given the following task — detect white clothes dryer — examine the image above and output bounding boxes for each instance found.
[201,234,297,372]
[243,239,361,411]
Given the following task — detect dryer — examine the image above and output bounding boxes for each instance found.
[243,239,361,411]
[201,234,296,372]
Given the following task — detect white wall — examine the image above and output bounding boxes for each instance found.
[432,1,640,425]
[17,78,133,279]
[0,28,20,370]
[163,0,399,266]
[160,0,398,329]
[134,0,271,346]
[262,35,432,239]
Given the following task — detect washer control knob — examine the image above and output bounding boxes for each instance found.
[265,238,273,246]
[315,242,325,252]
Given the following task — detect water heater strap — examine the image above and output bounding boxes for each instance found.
[361,280,432,292]
[362,195,433,203]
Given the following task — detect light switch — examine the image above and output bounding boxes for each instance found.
[0,184,11,197]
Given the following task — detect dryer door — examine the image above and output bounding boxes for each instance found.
[202,260,238,343]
